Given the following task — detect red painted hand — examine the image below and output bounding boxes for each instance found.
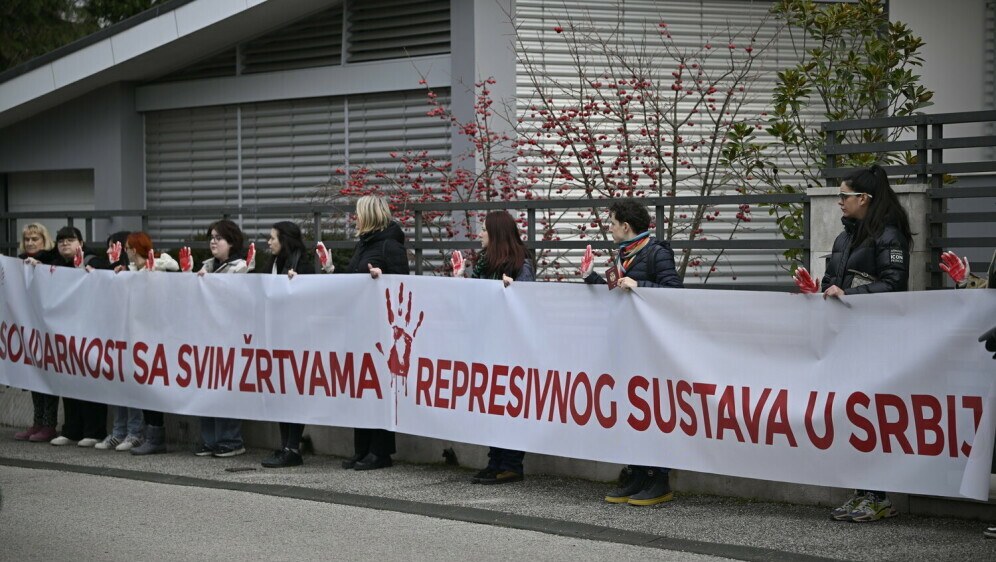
[146,250,155,271]
[580,244,594,277]
[246,243,256,271]
[939,251,969,284]
[108,241,122,264]
[451,250,464,277]
[179,246,192,272]
[316,241,330,270]
[792,267,819,294]
[73,246,84,268]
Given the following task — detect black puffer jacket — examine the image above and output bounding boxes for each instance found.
[345,222,410,275]
[585,237,683,288]
[50,247,108,270]
[821,217,909,294]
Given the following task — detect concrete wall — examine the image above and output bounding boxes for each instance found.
[0,83,145,239]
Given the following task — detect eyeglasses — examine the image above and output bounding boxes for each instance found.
[56,238,78,244]
[838,191,871,201]
[210,235,225,242]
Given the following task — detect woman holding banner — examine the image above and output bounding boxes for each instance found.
[793,165,912,522]
[450,211,535,485]
[324,195,409,472]
[260,221,314,468]
[184,219,254,458]
[116,232,179,455]
[580,198,683,507]
[13,224,61,443]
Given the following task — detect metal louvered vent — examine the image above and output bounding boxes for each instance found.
[242,6,344,74]
[145,106,239,239]
[144,89,452,242]
[514,0,809,284]
[154,49,237,83]
[347,0,450,63]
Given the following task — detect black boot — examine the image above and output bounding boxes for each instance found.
[604,465,650,503]
[354,452,392,471]
[627,469,674,506]
[341,452,365,469]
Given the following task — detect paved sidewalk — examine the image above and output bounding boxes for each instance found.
[0,428,993,562]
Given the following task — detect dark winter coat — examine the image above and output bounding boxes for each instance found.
[344,222,410,275]
[472,251,535,282]
[584,237,683,288]
[821,217,909,295]
[271,250,315,276]
[18,248,59,264]
[50,247,108,270]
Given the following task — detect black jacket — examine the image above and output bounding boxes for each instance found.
[271,249,315,275]
[18,248,60,264]
[585,237,683,288]
[345,222,410,275]
[50,247,108,270]
[821,217,909,295]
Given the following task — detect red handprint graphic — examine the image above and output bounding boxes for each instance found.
[375,283,425,422]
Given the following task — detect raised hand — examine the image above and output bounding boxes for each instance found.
[316,241,333,273]
[451,250,464,277]
[73,246,84,268]
[179,246,193,272]
[246,243,256,272]
[146,249,155,271]
[108,241,122,264]
[580,244,594,277]
[793,266,819,294]
[939,251,969,284]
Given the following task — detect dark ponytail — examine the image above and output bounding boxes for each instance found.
[843,165,913,249]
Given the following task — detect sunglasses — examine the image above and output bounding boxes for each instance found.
[838,191,871,201]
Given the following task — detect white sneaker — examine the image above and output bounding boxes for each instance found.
[95,435,122,450]
[77,438,100,448]
[115,435,144,451]
[50,435,74,446]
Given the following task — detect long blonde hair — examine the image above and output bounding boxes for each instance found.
[19,223,54,255]
[355,195,393,236]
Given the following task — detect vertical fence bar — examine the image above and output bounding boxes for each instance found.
[929,123,944,289]
[802,195,811,270]
[916,123,928,184]
[527,208,536,245]
[824,129,838,187]
[414,209,423,275]
[312,212,321,244]
[655,204,666,240]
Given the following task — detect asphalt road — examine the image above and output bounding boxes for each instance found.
[0,428,994,562]
[0,467,732,562]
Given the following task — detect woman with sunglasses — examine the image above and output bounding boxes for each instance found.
[792,164,912,523]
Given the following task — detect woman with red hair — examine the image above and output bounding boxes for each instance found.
[115,232,178,454]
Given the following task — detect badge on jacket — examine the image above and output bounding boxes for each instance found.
[889,249,904,264]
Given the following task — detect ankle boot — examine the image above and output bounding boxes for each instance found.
[131,425,167,455]
[604,465,650,503]
[628,469,674,506]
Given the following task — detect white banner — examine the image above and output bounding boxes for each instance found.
[1,255,994,499]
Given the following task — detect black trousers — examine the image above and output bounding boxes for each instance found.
[61,397,107,440]
[31,392,59,427]
[354,428,395,457]
[280,422,305,450]
[143,410,164,426]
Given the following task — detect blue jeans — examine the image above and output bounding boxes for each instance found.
[200,417,244,449]
[112,406,144,438]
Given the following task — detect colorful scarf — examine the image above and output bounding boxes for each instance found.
[618,231,651,274]
[471,251,495,280]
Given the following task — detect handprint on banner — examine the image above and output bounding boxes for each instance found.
[375,283,425,420]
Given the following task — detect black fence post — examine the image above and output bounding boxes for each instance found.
[414,209,423,275]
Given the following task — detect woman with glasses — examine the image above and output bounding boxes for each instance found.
[187,219,253,458]
[793,165,912,522]
[46,227,110,448]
